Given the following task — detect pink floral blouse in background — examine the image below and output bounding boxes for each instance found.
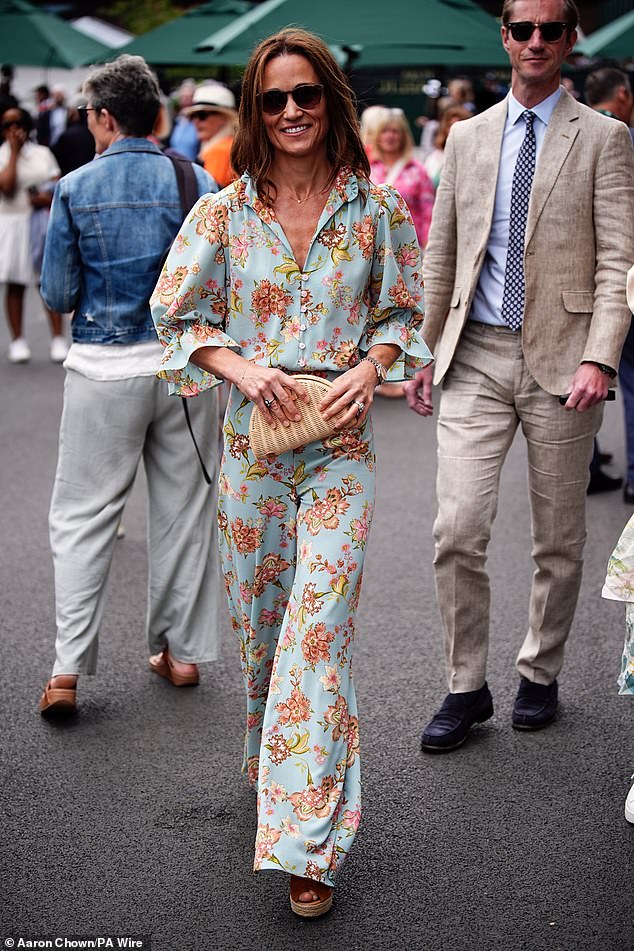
[370,157,435,249]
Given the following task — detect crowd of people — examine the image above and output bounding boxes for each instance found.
[2,0,632,922]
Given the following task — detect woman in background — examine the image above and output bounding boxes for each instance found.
[369,108,434,250]
[423,104,472,190]
[0,106,66,364]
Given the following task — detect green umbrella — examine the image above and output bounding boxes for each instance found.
[0,0,111,68]
[196,0,508,67]
[575,10,634,60]
[110,0,255,66]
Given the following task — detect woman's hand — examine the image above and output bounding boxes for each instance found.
[319,361,378,429]
[29,187,54,210]
[238,362,310,429]
[5,124,26,154]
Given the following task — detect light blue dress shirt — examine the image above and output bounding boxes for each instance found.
[469,86,563,326]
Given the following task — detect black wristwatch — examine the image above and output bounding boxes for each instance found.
[582,360,616,379]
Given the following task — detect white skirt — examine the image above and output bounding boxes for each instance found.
[0,212,35,285]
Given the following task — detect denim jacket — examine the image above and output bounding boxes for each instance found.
[41,138,215,344]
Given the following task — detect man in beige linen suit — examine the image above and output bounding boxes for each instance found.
[405,0,634,751]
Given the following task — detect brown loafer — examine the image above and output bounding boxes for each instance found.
[149,648,199,687]
[289,875,333,918]
[39,679,77,716]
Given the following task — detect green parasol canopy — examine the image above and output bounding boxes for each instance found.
[195,0,509,67]
[111,0,255,66]
[575,10,634,60]
[0,0,111,68]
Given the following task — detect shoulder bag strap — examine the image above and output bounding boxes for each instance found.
[167,153,213,486]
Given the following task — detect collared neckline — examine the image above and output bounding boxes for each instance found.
[99,137,165,158]
[240,165,359,223]
[507,85,563,128]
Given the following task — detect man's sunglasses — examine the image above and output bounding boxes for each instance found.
[506,21,569,42]
[258,83,324,116]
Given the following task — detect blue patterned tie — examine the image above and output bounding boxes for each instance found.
[501,110,536,331]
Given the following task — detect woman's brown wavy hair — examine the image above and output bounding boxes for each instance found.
[231,28,370,205]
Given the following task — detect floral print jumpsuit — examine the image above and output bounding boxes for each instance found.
[603,514,634,696]
[151,167,431,885]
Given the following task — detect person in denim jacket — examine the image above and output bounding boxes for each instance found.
[38,55,220,716]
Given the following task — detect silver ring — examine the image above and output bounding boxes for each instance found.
[263,398,273,409]
[353,400,365,414]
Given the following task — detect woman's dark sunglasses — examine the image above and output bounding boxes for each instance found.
[259,83,324,116]
[506,21,569,42]
[2,119,24,130]
[190,110,220,121]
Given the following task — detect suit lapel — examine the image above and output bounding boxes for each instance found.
[473,100,507,237]
[525,91,579,245]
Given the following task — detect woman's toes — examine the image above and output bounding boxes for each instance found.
[298,888,319,903]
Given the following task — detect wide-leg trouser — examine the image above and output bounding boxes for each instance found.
[218,385,376,886]
[49,370,219,675]
[434,321,602,692]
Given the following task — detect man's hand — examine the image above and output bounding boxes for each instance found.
[403,364,434,417]
[561,362,611,412]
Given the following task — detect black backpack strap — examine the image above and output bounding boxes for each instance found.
[166,153,213,487]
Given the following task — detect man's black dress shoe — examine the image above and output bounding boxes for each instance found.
[587,469,623,495]
[624,483,634,505]
[512,676,558,730]
[421,683,494,752]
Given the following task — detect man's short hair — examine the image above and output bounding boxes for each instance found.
[584,67,632,108]
[83,54,160,138]
[501,0,579,32]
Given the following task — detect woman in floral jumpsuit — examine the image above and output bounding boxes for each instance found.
[602,516,634,825]
[151,28,431,916]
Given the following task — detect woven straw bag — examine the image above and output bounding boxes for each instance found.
[248,374,347,459]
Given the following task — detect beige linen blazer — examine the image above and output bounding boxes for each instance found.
[423,89,634,395]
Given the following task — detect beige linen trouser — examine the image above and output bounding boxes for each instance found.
[49,370,220,675]
[433,320,602,692]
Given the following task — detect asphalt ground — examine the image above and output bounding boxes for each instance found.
[1,291,632,951]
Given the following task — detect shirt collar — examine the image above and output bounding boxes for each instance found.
[507,85,563,127]
[242,166,359,221]
[99,137,164,158]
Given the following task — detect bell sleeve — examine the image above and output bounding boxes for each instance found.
[359,184,432,381]
[151,192,239,396]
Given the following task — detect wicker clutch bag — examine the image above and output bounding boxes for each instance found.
[248,374,347,459]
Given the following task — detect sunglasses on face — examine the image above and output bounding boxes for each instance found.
[258,83,324,116]
[2,119,23,130]
[190,110,220,121]
[77,105,97,126]
[506,21,569,42]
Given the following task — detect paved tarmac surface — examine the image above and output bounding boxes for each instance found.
[1,293,633,951]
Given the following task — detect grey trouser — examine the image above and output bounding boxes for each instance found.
[434,321,602,692]
[49,370,219,675]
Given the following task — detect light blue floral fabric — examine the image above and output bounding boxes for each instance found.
[602,514,634,695]
[150,166,431,886]
[150,167,431,395]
